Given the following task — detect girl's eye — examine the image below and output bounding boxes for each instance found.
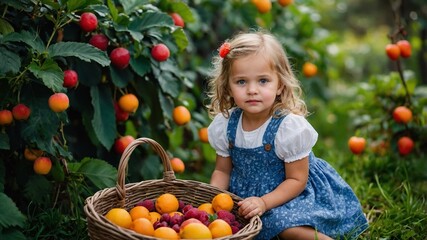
[259,78,268,84]
[236,79,246,85]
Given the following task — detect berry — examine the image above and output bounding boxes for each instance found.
[110,47,130,69]
[114,135,135,154]
[397,136,414,156]
[79,12,98,32]
[151,44,170,62]
[89,34,109,51]
[396,40,412,58]
[169,13,184,27]
[385,43,400,61]
[12,103,31,120]
[63,69,78,88]
[114,102,129,122]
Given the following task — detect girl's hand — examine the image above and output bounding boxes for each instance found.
[237,196,267,219]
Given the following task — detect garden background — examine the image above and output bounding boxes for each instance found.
[0,0,426,239]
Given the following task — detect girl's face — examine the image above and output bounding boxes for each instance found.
[229,53,283,118]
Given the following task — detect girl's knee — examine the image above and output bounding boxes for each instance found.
[279,226,333,240]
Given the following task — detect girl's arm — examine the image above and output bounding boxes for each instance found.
[210,155,233,190]
[238,156,309,218]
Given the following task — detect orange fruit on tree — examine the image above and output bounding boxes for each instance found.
[198,203,215,214]
[129,206,150,221]
[208,219,233,238]
[396,40,412,58]
[105,208,133,229]
[348,136,366,155]
[149,211,161,224]
[118,93,139,113]
[131,217,154,236]
[172,105,191,125]
[198,127,209,143]
[302,62,318,78]
[397,136,414,156]
[48,93,69,113]
[24,148,43,161]
[0,110,13,125]
[33,157,52,175]
[212,193,234,212]
[278,0,294,7]
[170,157,185,173]
[392,106,412,124]
[153,227,180,239]
[180,222,213,239]
[251,0,272,14]
[155,193,179,214]
[385,43,400,61]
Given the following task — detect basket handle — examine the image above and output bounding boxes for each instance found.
[116,137,176,206]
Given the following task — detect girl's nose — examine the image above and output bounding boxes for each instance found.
[247,82,258,94]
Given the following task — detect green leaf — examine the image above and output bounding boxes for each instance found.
[158,90,173,120]
[48,42,110,67]
[109,66,132,88]
[0,47,21,76]
[0,193,27,228]
[23,175,52,205]
[107,0,119,21]
[0,18,14,35]
[2,31,45,53]
[0,132,10,150]
[90,85,116,150]
[67,0,103,12]
[128,12,174,32]
[154,67,180,97]
[28,59,65,93]
[130,55,151,77]
[172,28,188,52]
[171,1,195,22]
[119,0,149,14]
[71,158,117,189]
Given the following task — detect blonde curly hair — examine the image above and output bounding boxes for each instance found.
[206,30,307,118]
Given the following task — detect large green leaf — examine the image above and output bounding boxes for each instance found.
[90,85,116,150]
[154,67,180,98]
[130,55,151,77]
[0,18,14,35]
[70,158,117,189]
[109,66,132,88]
[171,1,195,22]
[0,193,26,228]
[0,47,21,76]
[172,28,188,52]
[48,42,110,67]
[28,59,64,93]
[128,12,173,32]
[119,0,149,14]
[1,30,45,53]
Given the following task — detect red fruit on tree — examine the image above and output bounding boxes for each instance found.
[110,47,130,69]
[89,34,109,51]
[397,136,414,156]
[0,110,13,125]
[392,106,412,124]
[396,40,412,58]
[114,102,129,122]
[114,135,135,154]
[385,44,400,61]
[79,12,98,32]
[169,13,184,27]
[151,44,170,62]
[12,103,31,120]
[63,69,78,88]
[348,136,366,155]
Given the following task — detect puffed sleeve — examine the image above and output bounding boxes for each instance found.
[207,113,230,157]
[275,114,318,162]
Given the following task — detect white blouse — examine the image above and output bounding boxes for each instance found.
[207,111,318,163]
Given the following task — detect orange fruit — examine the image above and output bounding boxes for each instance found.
[396,40,412,58]
[149,211,161,224]
[24,148,43,161]
[198,203,215,215]
[348,136,366,155]
[131,217,155,236]
[251,0,272,13]
[48,93,69,113]
[0,110,13,125]
[170,157,185,173]
[302,62,318,78]
[33,157,52,175]
[105,208,133,229]
[198,127,209,143]
[118,93,139,113]
[180,222,212,239]
[392,106,412,124]
[397,136,414,156]
[212,193,234,212]
[385,43,400,61]
[155,193,179,214]
[278,0,293,7]
[129,206,150,221]
[208,219,233,238]
[153,227,180,239]
[172,106,191,125]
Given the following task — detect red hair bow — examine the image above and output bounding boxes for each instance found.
[219,42,231,58]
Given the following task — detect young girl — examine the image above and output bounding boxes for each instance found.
[206,31,368,240]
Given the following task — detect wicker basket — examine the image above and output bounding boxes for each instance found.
[84,137,262,240]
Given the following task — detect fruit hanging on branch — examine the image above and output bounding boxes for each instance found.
[79,12,98,32]
[348,136,366,155]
